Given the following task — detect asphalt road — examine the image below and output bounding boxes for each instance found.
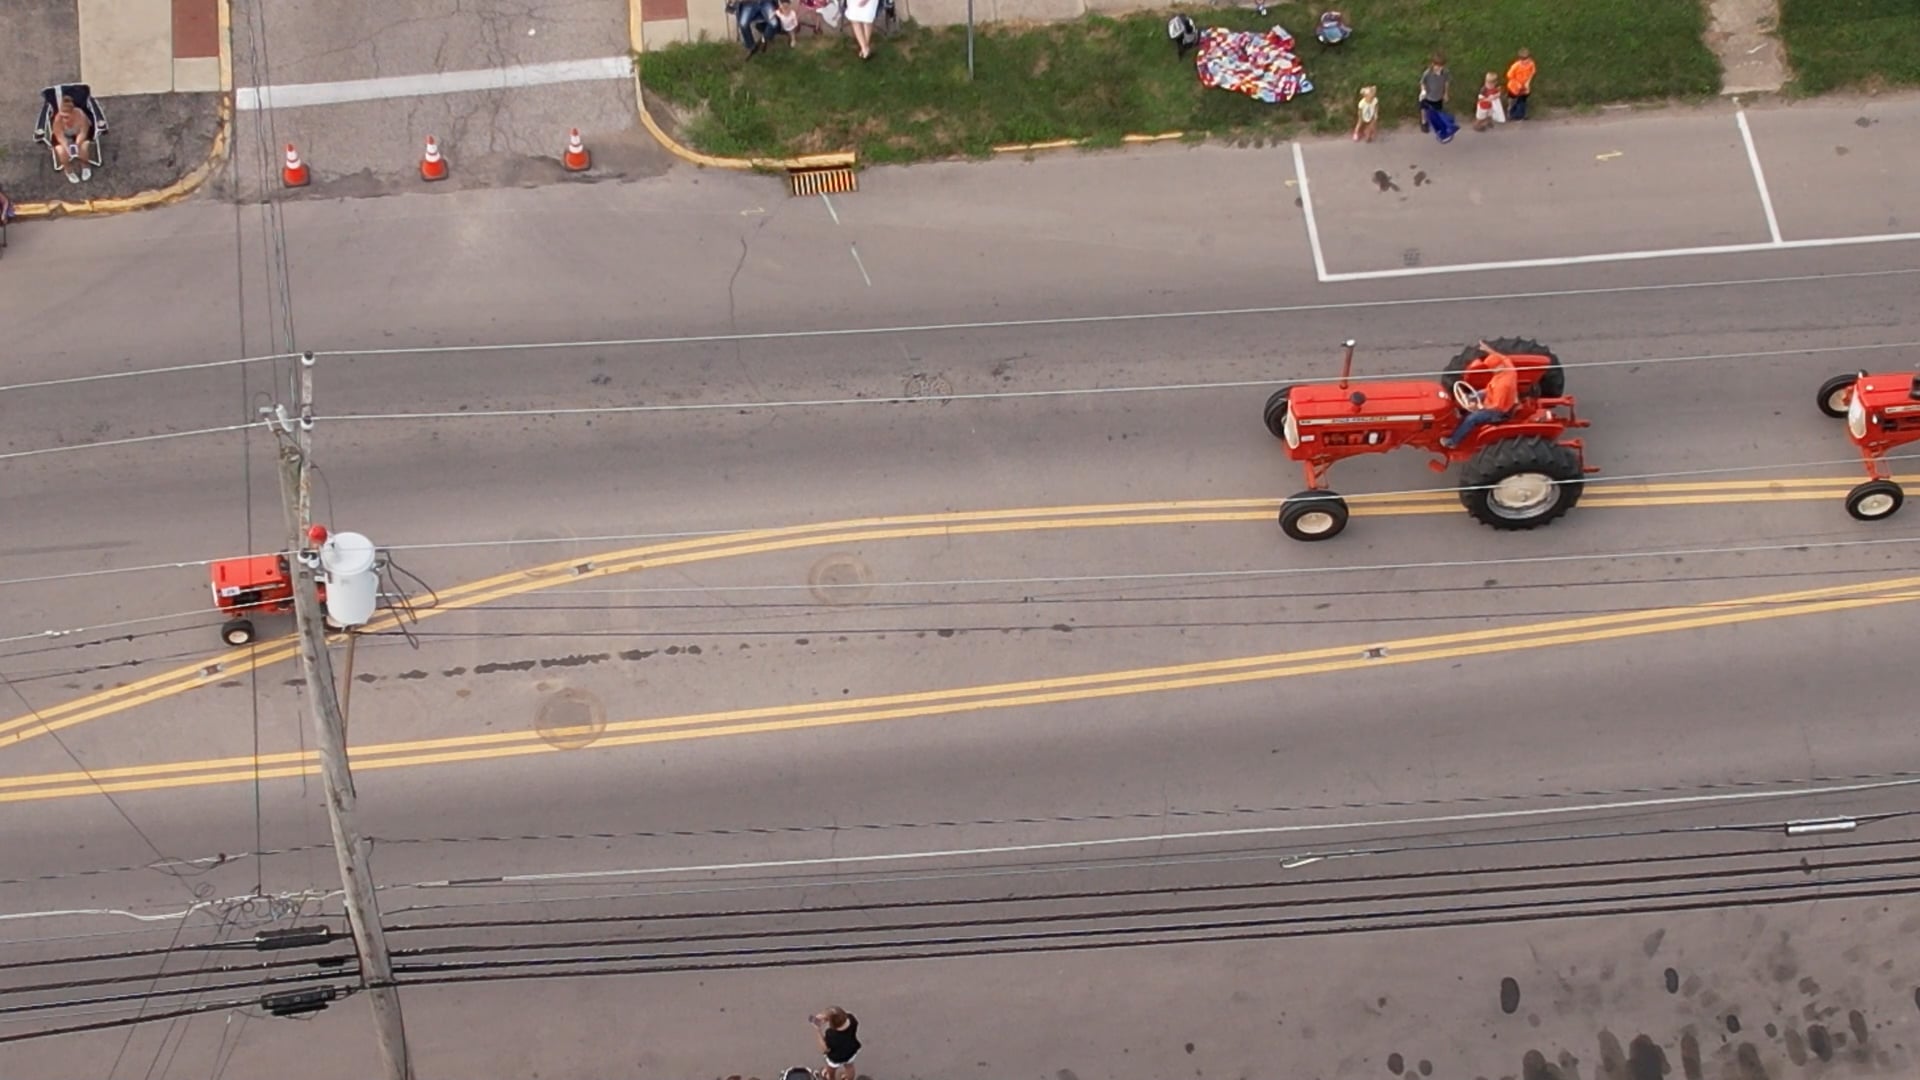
[3,96,1920,1079]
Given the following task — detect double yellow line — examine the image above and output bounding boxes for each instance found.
[3,571,1916,803]
[0,474,1898,750]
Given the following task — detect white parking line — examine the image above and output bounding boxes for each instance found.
[236,56,634,111]
[1736,109,1785,245]
[1316,232,1920,283]
[1290,141,1331,282]
[1291,134,1920,283]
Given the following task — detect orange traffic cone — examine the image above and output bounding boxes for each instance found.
[282,143,310,188]
[563,128,591,172]
[420,136,448,182]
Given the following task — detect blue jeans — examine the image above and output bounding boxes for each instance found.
[1447,408,1509,446]
[736,2,782,50]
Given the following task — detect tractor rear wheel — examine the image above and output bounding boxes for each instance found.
[1263,387,1294,439]
[1445,338,1565,399]
[1458,436,1584,530]
[1279,490,1350,541]
[221,619,257,647]
[1846,479,1904,521]
[1817,372,1861,419]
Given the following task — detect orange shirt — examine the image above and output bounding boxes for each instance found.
[1506,58,1535,97]
[1470,352,1520,412]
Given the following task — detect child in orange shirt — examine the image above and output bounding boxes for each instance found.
[1506,48,1536,120]
[1473,72,1506,131]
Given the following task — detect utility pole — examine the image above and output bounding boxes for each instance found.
[270,352,415,1080]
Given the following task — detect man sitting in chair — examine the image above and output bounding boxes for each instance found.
[1441,342,1519,449]
[49,93,95,184]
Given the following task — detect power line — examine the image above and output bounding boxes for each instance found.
[0,553,1902,679]
[3,267,1915,399]
[7,764,1918,894]
[3,447,1919,595]
[8,337,1917,464]
[323,339,1920,424]
[8,829,1910,1013]
[0,353,296,396]
[312,266,1920,358]
[0,421,265,464]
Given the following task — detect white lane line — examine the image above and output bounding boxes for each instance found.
[236,56,633,111]
[436,775,1920,886]
[849,243,873,287]
[1736,110,1785,246]
[1291,141,1331,282]
[821,193,841,225]
[1319,231,1920,283]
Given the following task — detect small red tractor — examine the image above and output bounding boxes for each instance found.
[1816,368,1920,521]
[1263,338,1598,541]
[208,526,330,646]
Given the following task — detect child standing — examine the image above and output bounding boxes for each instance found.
[1417,54,1451,135]
[1352,85,1379,142]
[1506,48,1536,120]
[1473,72,1506,131]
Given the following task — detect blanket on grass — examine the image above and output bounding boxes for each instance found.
[1194,25,1313,104]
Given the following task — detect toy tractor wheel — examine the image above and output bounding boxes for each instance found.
[1458,436,1585,531]
[1279,490,1350,542]
[1846,479,1904,522]
[221,619,257,647]
[1445,338,1565,400]
[1817,372,1862,418]
[1263,387,1294,439]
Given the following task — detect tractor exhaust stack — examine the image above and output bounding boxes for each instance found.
[1339,340,1357,390]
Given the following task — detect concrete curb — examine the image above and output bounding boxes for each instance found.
[627,0,857,173]
[11,0,235,220]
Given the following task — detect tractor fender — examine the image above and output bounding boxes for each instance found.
[1444,338,1565,399]
[1459,421,1572,452]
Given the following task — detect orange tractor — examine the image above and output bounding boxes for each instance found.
[1816,369,1920,521]
[209,526,331,646]
[1263,338,1598,541]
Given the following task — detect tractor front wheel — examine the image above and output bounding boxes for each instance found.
[1263,387,1294,439]
[221,619,257,647]
[1817,372,1861,419]
[1846,479,1904,522]
[1279,490,1350,542]
[1458,437,1584,531]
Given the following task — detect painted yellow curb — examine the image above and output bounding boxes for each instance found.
[10,0,235,221]
[993,130,1194,155]
[627,0,857,173]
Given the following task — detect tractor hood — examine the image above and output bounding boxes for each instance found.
[1287,380,1452,424]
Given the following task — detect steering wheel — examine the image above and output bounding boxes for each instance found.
[1451,379,1484,411]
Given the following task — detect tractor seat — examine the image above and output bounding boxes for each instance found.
[1908,375,1920,401]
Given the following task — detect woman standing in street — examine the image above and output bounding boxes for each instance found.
[810,1007,861,1080]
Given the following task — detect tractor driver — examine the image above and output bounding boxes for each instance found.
[1440,342,1519,449]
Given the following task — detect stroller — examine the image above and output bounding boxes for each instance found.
[33,83,110,178]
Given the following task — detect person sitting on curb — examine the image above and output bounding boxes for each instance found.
[49,93,95,184]
[731,0,792,55]
[1441,342,1520,449]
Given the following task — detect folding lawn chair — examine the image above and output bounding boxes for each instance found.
[33,83,110,177]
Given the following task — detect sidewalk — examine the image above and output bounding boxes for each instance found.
[1,0,226,207]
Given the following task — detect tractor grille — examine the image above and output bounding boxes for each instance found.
[788,165,857,197]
